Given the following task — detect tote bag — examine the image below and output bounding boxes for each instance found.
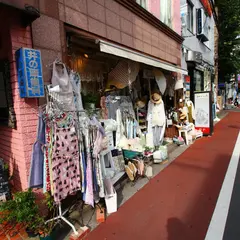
[51,61,75,111]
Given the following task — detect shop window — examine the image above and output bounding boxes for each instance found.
[0,60,16,128]
[160,0,172,27]
[187,0,194,33]
[136,0,148,10]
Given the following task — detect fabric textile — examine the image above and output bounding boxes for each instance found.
[147,101,166,127]
[29,113,45,188]
[52,117,81,203]
[70,71,84,111]
[106,96,135,120]
[186,100,196,121]
[51,61,75,111]
[152,126,164,147]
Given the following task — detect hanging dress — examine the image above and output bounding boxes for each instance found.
[29,112,45,188]
[70,71,84,111]
[83,126,94,207]
[51,114,81,203]
[43,119,52,193]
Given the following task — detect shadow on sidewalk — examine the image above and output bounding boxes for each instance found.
[167,218,191,240]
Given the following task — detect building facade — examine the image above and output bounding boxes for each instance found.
[180,0,215,101]
[0,0,183,191]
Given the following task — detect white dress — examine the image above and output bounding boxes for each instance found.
[147,101,166,147]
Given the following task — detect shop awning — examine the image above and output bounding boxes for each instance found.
[98,40,188,75]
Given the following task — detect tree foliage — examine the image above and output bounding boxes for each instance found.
[216,0,240,82]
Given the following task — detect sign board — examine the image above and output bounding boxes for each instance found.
[200,0,212,16]
[185,75,190,99]
[194,91,213,135]
[16,48,44,98]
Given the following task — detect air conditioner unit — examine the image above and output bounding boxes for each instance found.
[186,51,203,64]
[197,8,209,42]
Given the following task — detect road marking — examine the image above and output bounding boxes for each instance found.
[205,131,240,240]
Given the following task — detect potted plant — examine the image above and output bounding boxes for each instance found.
[0,190,58,239]
[82,93,98,109]
[0,189,39,237]
[38,193,56,240]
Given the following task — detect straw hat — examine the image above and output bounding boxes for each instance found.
[135,96,147,109]
[151,93,162,104]
[136,99,146,109]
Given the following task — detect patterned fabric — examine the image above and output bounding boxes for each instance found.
[52,117,81,203]
[43,121,51,193]
[106,60,139,90]
[70,71,84,111]
[85,151,94,207]
[83,127,94,207]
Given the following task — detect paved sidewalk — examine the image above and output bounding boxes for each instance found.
[87,112,240,240]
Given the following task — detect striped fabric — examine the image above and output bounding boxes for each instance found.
[106,60,139,90]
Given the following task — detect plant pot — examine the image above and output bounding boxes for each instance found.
[26,228,38,238]
[85,102,96,110]
[40,236,53,240]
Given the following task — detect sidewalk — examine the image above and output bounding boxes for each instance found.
[87,112,240,240]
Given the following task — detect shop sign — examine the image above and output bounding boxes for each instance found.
[200,0,212,16]
[185,76,190,99]
[16,48,44,98]
[194,91,213,135]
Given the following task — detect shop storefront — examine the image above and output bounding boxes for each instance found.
[26,26,206,232]
[0,0,206,237]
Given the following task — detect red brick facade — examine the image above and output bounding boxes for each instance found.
[0,9,38,191]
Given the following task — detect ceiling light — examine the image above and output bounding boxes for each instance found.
[84,54,89,58]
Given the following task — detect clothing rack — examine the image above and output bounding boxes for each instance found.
[43,81,80,235]
[45,203,78,235]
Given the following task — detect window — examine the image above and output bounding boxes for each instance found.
[160,0,172,27]
[0,60,16,128]
[187,0,194,32]
[136,0,148,10]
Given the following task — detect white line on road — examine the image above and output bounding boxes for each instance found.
[205,131,240,240]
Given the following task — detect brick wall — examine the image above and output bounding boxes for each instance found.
[2,0,182,86]
[0,11,38,191]
[57,0,181,65]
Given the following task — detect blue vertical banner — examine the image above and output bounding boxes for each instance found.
[16,48,44,98]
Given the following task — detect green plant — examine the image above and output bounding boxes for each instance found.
[0,189,43,234]
[0,190,58,237]
[144,146,153,152]
[38,192,56,237]
[82,93,98,104]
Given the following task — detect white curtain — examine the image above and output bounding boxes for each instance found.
[160,0,172,27]
[136,0,147,9]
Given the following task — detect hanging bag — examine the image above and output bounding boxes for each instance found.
[50,61,75,111]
